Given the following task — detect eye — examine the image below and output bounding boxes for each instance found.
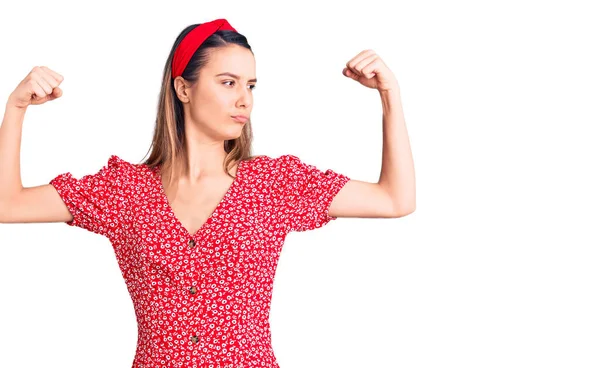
[223,81,256,90]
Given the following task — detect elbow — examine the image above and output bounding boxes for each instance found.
[393,202,416,217]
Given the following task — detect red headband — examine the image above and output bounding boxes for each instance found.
[171,18,237,79]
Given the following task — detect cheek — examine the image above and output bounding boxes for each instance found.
[193,96,224,116]
[193,102,232,126]
[203,91,232,109]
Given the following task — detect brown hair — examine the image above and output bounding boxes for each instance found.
[140,23,262,188]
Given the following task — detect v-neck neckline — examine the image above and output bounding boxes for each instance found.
[152,159,246,239]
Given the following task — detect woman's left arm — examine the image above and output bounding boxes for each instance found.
[329,49,416,218]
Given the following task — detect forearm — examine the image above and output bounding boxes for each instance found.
[0,102,26,204]
[377,87,416,214]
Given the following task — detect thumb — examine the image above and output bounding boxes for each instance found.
[342,67,359,80]
[49,86,63,100]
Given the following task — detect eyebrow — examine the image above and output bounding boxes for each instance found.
[215,72,257,83]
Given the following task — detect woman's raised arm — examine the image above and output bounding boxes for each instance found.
[0,66,70,224]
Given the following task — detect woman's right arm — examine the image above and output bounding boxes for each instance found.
[0,66,72,224]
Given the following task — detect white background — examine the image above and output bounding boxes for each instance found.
[0,1,598,367]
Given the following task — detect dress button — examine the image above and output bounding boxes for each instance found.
[189,286,197,294]
[190,335,199,343]
[188,239,196,248]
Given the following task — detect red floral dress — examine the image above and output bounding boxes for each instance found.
[49,154,351,368]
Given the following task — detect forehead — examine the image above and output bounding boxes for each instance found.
[203,45,256,78]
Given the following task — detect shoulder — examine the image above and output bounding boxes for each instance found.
[241,154,278,172]
[247,154,303,168]
[247,155,323,190]
[104,155,146,188]
[106,154,136,176]
[242,154,306,176]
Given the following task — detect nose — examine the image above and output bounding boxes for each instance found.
[236,86,252,108]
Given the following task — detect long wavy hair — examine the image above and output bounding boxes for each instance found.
[140,23,262,188]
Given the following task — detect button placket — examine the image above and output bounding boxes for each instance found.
[187,236,201,347]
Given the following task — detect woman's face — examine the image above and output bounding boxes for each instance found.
[176,44,256,141]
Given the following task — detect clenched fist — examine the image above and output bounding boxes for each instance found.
[8,66,64,109]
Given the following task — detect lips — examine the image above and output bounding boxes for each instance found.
[231,115,248,123]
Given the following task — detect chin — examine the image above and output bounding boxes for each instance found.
[224,129,244,141]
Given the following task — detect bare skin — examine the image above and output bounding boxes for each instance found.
[164,44,256,235]
[159,162,241,236]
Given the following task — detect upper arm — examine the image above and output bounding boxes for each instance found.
[1,155,128,239]
[0,183,74,224]
[328,179,410,219]
[271,154,411,233]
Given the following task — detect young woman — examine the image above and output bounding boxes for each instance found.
[0,18,415,368]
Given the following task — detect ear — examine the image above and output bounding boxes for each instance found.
[173,76,191,103]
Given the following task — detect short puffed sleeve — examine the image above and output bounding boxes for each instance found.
[272,154,351,233]
[49,155,128,239]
